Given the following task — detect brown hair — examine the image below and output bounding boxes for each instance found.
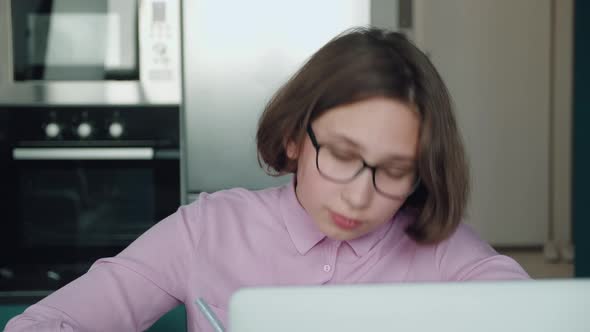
[256,27,469,244]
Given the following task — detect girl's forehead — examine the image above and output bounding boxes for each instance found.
[313,97,420,157]
[315,97,418,133]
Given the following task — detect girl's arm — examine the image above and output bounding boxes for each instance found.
[4,203,202,331]
[436,224,531,281]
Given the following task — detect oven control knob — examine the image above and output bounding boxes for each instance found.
[109,122,124,138]
[77,122,93,138]
[45,123,61,138]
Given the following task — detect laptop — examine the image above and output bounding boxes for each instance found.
[228,279,590,332]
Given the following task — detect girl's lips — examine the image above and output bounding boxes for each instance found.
[330,211,361,230]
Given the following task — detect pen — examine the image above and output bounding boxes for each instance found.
[195,297,226,332]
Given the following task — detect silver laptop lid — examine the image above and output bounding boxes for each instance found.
[229,279,590,332]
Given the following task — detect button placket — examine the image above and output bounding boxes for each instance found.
[321,241,340,282]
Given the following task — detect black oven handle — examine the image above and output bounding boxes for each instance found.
[12,147,155,160]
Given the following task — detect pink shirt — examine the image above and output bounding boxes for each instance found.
[5,182,529,331]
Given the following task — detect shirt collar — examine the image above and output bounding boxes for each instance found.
[279,179,398,257]
[280,180,325,255]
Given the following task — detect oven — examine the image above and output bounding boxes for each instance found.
[0,0,181,105]
[0,105,180,294]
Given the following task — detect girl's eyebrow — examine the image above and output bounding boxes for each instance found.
[380,156,416,166]
[325,133,416,164]
[325,133,362,149]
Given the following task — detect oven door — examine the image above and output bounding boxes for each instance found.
[0,146,179,292]
[0,0,181,105]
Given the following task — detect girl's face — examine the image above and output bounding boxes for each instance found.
[288,96,420,241]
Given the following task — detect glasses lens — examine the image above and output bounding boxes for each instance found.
[374,168,417,198]
[317,146,363,182]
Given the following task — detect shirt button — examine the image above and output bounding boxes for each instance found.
[323,264,331,272]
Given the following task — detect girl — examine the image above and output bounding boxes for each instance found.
[6,27,529,332]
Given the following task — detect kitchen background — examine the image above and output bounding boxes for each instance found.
[1,0,587,330]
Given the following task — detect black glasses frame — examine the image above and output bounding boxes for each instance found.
[306,124,420,200]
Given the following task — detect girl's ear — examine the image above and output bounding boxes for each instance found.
[285,139,299,160]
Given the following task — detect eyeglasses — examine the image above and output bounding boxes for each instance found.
[306,124,420,200]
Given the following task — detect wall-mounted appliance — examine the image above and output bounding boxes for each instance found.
[0,0,181,106]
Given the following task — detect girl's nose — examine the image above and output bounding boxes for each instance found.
[340,168,373,210]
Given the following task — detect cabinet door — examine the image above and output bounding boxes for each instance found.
[416,0,551,245]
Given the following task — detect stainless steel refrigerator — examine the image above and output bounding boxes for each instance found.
[181,0,404,202]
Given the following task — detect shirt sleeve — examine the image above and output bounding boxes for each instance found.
[4,203,202,332]
[436,224,531,281]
